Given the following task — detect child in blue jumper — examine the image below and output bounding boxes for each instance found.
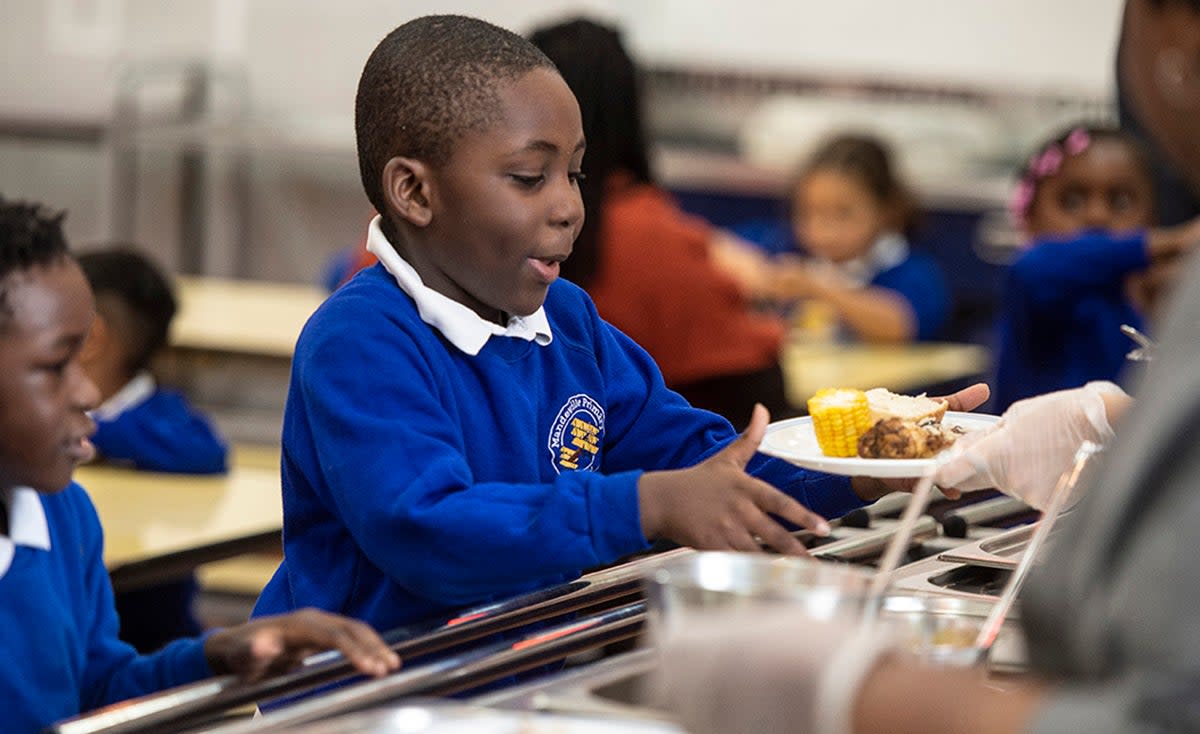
[251,15,986,634]
[77,247,229,652]
[0,196,399,734]
[78,248,227,475]
[993,125,1200,410]
[744,134,950,343]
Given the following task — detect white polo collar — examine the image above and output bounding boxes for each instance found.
[365,216,553,356]
[0,487,52,580]
[90,372,156,422]
[821,232,911,287]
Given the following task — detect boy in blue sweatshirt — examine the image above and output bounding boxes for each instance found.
[252,15,985,634]
[0,196,399,734]
[77,246,229,652]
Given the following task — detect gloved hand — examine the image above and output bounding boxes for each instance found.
[651,609,896,734]
[934,381,1126,510]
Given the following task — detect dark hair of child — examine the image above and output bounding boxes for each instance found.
[1009,124,1155,229]
[76,248,177,375]
[355,15,557,240]
[528,18,654,287]
[794,133,920,237]
[0,197,70,329]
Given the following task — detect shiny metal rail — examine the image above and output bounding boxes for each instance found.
[940,496,1033,538]
[50,551,683,734]
[52,513,904,734]
[810,516,939,563]
[839,491,913,528]
[199,601,648,734]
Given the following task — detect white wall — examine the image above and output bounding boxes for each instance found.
[631,0,1125,95]
[3,0,1126,122]
[0,0,1128,280]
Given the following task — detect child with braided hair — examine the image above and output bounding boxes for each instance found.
[993,124,1200,410]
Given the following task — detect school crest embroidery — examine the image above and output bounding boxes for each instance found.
[548,393,605,473]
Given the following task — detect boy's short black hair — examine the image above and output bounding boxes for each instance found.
[355,14,557,217]
[0,196,70,331]
[76,247,177,374]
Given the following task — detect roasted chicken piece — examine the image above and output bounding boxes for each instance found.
[856,417,961,459]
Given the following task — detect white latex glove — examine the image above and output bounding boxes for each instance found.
[934,381,1125,510]
[651,609,896,734]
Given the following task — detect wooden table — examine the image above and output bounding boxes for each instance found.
[170,276,328,359]
[77,458,283,592]
[780,341,991,409]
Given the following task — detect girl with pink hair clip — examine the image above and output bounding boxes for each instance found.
[993,123,1200,410]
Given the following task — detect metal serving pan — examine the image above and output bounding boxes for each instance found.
[937,522,1036,570]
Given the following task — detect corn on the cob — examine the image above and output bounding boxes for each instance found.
[807,388,874,457]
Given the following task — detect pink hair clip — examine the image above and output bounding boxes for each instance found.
[1063,127,1091,156]
[1032,146,1064,178]
[1012,126,1093,232]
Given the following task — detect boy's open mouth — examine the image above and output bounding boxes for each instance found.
[528,256,561,283]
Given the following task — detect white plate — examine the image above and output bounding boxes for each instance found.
[760,411,1000,478]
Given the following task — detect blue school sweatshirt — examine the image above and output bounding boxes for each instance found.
[253,265,863,632]
[91,388,228,475]
[993,230,1148,411]
[91,381,228,652]
[870,252,950,341]
[1,483,211,734]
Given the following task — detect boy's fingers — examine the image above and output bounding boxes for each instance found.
[936,383,990,413]
[724,527,764,553]
[721,403,770,467]
[746,512,808,556]
[750,479,831,537]
[275,610,400,678]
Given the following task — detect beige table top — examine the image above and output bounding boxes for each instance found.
[781,340,991,409]
[170,276,328,359]
[77,460,283,571]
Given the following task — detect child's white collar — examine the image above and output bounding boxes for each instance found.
[0,487,52,580]
[820,232,910,287]
[365,216,553,356]
[91,372,156,422]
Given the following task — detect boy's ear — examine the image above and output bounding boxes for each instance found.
[382,156,433,228]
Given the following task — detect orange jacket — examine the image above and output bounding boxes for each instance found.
[588,177,784,386]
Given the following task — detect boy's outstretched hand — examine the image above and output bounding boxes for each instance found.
[638,404,830,556]
[204,608,401,682]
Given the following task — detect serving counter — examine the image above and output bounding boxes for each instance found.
[52,489,1041,734]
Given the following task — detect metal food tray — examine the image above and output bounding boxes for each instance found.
[937,523,1036,571]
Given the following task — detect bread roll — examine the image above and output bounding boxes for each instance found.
[865,388,947,424]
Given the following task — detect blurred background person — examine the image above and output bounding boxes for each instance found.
[529,17,801,426]
[762,133,951,343]
[993,124,1200,411]
[77,247,229,652]
[1118,0,1200,225]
